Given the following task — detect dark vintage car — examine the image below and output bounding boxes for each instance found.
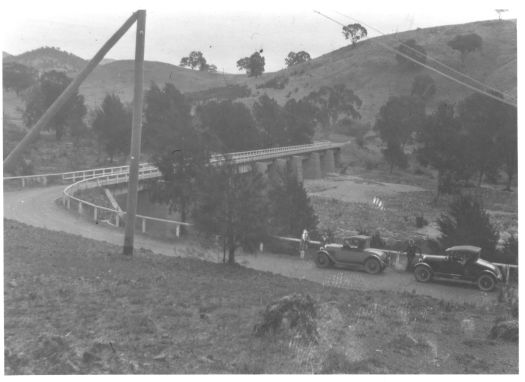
[315,235,388,274]
[413,245,503,291]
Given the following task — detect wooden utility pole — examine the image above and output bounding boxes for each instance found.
[3,12,139,173]
[123,10,146,256]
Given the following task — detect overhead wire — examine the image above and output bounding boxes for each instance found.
[313,10,517,108]
[332,9,517,102]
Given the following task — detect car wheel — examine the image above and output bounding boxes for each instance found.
[414,266,432,283]
[477,274,496,292]
[364,258,381,274]
[315,253,331,268]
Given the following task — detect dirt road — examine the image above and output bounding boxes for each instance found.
[3,186,497,305]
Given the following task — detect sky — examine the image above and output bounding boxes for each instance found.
[1,0,520,73]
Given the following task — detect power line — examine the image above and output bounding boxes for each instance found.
[313,10,517,108]
[333,9,517,102]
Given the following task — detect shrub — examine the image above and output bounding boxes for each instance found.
[437,194,499,257]
[256,76,289,90]
[415,215,428,228]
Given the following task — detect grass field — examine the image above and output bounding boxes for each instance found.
[4,220,518,374]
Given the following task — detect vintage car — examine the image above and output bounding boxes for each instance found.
[413,245,503,291]
[315,235,388,274]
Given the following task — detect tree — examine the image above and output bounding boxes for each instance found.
[22,70,86,141]
[396,39,427,70]
[411,74,436,101]
[374,96,425,172]
[180,51,216,71]
[447,33,483,64]
[283,98,316,145]
[3,62,37,95]
[437,194,499,258]
[285,51,311,67]
[417,102,465,197]
[253,95,287,147]
[236,50,265,77]
[196,100,261,152]
[193,161,270,264]
[306,85,362,137]
[342,23,368,48]
[143,82,193,152]
[91,94,131,163]
[494,102,517,191]
[268,171,319,237]
[149,147,208,233]
[457,92,504,186]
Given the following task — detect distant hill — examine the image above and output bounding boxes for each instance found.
[3,46,87,75]
[4,19,517,125]
[3,51,13,59]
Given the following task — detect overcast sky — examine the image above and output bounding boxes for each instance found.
[1,0,519,73]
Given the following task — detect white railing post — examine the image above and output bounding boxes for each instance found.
[78,202,83,214]
[176,224,180,238]
[115,214,120,227]
[66,197,71,209]
[142,218,146,233]
[21,178,25,188]
[93,207,98,221]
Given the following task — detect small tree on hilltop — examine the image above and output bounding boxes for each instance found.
[411,74,436,101]
[237,50,265,77]
[342,23,368,48]
[180,51,216,72]
[306,85,362,137]
[447,33,482,64]
[268,171,319,238]
[193,161,270,264]
[285,51,311,67]
[396,39,427,70]
[437,194,499,257]
[23,70,86,141]
[91,94,131,163]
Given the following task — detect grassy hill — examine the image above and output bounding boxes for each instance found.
[3,19,516,124]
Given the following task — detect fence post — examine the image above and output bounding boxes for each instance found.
[176,224,180,238]
[66,197,71,209]
[93,207,98,221]
[21,178,25,188]
[142,218,146,233]
[78,202,83,214]
[115,214,120,227]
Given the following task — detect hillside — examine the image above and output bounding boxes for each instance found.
[3,19,516,124]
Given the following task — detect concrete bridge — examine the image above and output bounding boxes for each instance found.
[4,141,347,238]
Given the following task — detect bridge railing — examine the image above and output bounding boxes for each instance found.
[62,166,190,238]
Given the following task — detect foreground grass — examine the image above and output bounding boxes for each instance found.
[4,220,518,374]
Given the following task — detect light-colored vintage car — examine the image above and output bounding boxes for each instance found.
[315,235,388,274]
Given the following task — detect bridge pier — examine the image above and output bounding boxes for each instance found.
[321,149,335,174]
[304,152,322,179]
[290,155,304,183]
[334,148,342,168]
[253,161,270,181]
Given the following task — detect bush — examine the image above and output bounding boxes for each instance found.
[437,194,499,256]
[256,76,289,90]
[415,215,428,228]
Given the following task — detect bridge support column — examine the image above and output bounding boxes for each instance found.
[304,152,322,179]
[334,148,342,168]
[253,161,270,181]
[290,155,304,183]
[321,149,335,174]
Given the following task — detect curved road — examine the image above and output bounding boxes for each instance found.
[4,186,497,305]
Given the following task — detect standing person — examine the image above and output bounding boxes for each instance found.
[300,229,309,259]
[405,239,421,271]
